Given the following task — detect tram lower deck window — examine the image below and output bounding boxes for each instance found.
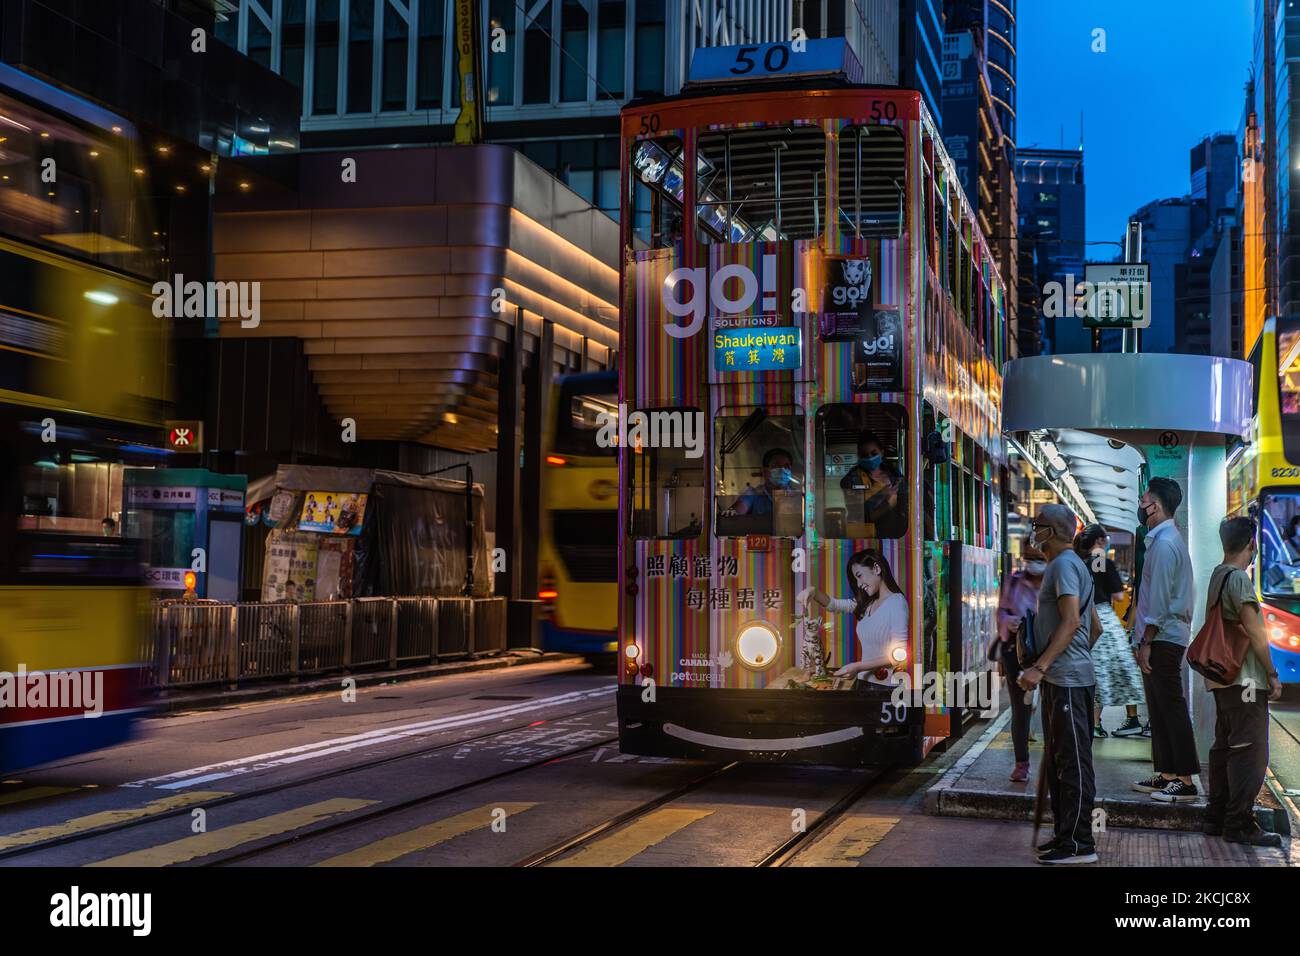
[714,408,806,538]
[816,403,907,539]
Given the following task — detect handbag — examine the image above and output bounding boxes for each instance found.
[1187,570,1252,685]
[1016,566,1092,669]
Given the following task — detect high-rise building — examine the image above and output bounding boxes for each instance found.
[1273,1,1300,316]
[1016,148,1084,356]
[900,0,945,127]
[944,0,1014,150]
[940,3,1018,352]
[1129,197,1193,355]
[1242,76,1266,356]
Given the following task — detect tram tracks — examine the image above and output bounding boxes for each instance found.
[0,699,618,863]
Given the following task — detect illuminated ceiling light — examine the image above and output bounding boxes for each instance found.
[133,168,144,176]
[175,184,187,193]
[248,123,270,133]
[83,290,119,306]
[157,145,170,154]
[200,163,211,173]
[111,125,122,134]
[238,181,251,191]
[89,150,99,158]
[39,131,49,138]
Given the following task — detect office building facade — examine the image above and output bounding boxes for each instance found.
[1016,148,1084,356]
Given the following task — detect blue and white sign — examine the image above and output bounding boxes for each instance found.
[688,39,862,86]
[713,326,803,372]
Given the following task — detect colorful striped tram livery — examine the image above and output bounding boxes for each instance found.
[615,41,1008,766]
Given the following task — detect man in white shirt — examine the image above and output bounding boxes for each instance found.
[1131,477,1200,803]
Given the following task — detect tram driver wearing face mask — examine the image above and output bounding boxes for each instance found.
[729,447,802,536]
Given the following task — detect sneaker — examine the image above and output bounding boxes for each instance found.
[1140,722,1152,737]
[1009,761,1030,783]
[1093,724,1109,738]
[1112,716,1144,737]
[1151,779,1199,804]
[1037,836,1061,853]
[1038,845,1098,865]
[1132,774,1171,793]
[1224,828,1283,848]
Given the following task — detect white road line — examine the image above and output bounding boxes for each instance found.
[123,685,616,789]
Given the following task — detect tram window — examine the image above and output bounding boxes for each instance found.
[695,125,825,243]
[629,135,687,248]
[836,125,905,239]
[815,403,907,540]
[628,406,705,539]
[714,408,806,538]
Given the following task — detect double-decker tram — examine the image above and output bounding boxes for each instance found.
[0,63,168,771]
[1227,316,1300,683]
[615,40,1008,766]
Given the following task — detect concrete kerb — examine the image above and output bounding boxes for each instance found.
[144,651,584,714]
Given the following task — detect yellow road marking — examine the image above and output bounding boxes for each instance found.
[0,785,78,807]
[86,797,378,867]
[788,815,900,867]
[315,802,538,867]
[550,808,713,867]
[0,792,228,851]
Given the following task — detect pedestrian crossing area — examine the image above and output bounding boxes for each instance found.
[0,781,890,867]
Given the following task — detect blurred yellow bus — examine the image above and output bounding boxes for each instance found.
[538,371,618,656]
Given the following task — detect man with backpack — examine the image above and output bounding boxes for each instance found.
[1017,504,1105,864]
[1201,516,1284,847]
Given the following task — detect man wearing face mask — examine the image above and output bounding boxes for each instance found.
[732,447,797,518]
[840,431,907,538]
[1131,477,1200,804]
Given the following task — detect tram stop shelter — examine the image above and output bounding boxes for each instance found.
[925,352,1280,836]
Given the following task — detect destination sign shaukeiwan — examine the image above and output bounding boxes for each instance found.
[713,326,803,371]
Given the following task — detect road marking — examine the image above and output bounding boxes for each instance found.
[549,808,713,867]
[85,797,377,867]
[314,802,538,867]
[0,785,79,807]
[787,815,900,867]
[0,792,228,851]
[124,686,616,790]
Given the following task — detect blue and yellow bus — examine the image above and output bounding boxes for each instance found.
[0,64,168,771]
[1227,316,1300,683]
[538,371,619,656]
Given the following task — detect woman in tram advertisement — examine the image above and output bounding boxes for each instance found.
[797,549,910,685]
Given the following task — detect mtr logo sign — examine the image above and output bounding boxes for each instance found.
[165,420,204,453]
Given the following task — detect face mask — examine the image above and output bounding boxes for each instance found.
[861,454,883,471]
[1139,503,1156,525]
[769,467,791,487]
[1024,560,1047,575]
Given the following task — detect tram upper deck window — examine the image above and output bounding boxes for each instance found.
[628,406,705,538]
[837,125,905,239]
[815,403,907,539]
[0,89,160,279]
[695,125,824,243]
[714,408,805,538]
[630,135,688,248]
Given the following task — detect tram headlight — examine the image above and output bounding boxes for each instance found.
[890,646,908,665]
[735,621,781,670]
[624,643,640,660]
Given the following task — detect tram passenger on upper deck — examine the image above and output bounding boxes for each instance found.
[840,431,907,538]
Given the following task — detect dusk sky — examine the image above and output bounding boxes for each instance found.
[1018,0,1253,247]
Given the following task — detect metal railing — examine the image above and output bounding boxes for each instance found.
[142,596,506,690]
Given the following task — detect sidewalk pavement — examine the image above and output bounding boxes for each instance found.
[144,651,584,713]
[925,703,1294,837]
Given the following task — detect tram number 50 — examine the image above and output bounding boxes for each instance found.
[880,702,908,724]
[730,44,791,75]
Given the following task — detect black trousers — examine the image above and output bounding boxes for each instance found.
[1141,641,1201,776]
[1207,688,1271,833]
[1000,641,1031,763]
[1041,681,1097,853]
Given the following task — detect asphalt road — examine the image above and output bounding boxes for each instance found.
[0,660,1292,868]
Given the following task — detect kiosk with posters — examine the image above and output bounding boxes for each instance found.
[123,468,247,601]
